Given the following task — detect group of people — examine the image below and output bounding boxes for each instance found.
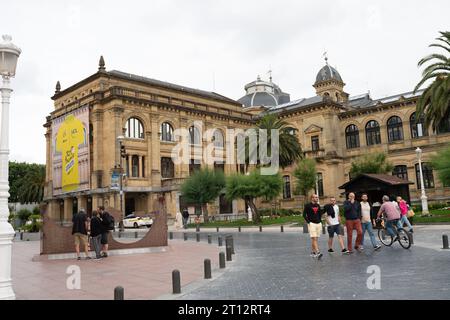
[303,192,414,259]
[71,206,114,260]
[175,208,191,229]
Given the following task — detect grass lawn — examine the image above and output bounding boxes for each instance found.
[187,215,306,228]
[412,208,450,224]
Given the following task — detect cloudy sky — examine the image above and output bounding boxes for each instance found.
[1,0,449,164]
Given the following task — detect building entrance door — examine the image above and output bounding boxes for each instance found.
[125,197,135,216]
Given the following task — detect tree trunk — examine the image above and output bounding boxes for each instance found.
[202,204,209,223]
[246,197,260,223]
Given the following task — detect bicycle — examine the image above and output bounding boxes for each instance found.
[376,217,412,249]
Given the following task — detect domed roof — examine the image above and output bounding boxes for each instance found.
[315,64,343,84]
[238,75,290,107]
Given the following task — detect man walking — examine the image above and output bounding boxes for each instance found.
[343,192,363,253]
[89,210,103,259]
[360,194,381,250]
[98,206,112,257]
[323,197,349,254]
[72,209,90,260]
[182,208,189,229]
[303,194,323,259]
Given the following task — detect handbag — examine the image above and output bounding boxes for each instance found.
[407,209,415,218]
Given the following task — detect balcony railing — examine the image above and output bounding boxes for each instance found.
[304,149,326,159]
[161,178,186,188]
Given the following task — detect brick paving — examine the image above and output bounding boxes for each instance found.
[12,239,220,300]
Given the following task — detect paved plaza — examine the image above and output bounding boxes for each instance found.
[10,225,450,300]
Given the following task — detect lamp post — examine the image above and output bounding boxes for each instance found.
[0,35,21,300]
[415,147,429,216]
[117,135,125,231]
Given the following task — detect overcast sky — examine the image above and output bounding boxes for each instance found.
[1,0,449,164]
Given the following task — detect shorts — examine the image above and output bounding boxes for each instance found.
[74,233,88,246]
[327,224,344,237]
[101,232,109,245]
[308,222,322,238]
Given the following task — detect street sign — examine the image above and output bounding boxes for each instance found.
[111,172,120,191]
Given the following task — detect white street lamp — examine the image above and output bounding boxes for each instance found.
[117,135,125,231]
[0,35,21,300]
[415,147,429,216]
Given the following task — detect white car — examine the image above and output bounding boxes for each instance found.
[121,214,149,228]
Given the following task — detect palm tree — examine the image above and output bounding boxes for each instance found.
[414,31,450,131]
[18,165,45,204]
[239,114,302,169]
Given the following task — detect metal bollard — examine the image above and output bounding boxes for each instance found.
[259,226,262,232]
[172,270,181,294]
[238,226,241,232]
[322,224,326,235]
[135,231,138,239]
[281,225,284,233]
[218,236,223,246]
[216,227,219,232]
[114,286,124,300]
[409,232,414,245]
[183,233,188,241]
[196,225,200,232]
[443,235,449,249]
[118,231,122,238]
[196,233,200,242]
[204,259,212,279]
[20,232,23,240]
[219,252,226,268]
[169,232,173,240]
[303,223,308,234]
[208,234,212,244]
[226,246,232,261]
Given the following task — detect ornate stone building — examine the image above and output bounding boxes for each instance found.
[44,56,450,221]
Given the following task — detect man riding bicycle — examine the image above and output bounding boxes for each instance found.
[377,195,401,240]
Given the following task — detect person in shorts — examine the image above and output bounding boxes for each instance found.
[303,194,323,259]
[324,197,349,254]
[98,206,111,257]
[72,209,90,260]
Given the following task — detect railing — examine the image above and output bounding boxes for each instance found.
[304,149,326,159]
[161,178,186,188]
[188,213,247,224]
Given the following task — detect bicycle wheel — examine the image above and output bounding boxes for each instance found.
[378,228,393,246]
[397,229,412,249]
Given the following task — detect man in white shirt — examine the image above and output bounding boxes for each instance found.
[323,197,349,254]
[361,194,381,250]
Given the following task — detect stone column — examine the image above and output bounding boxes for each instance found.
[77,195,87,212]
[138,155,143,178]
[128,155,132,177]
[63,198,73,223]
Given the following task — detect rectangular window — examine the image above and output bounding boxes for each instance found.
[311,135,320,152]
[315,173,324,196]
[283,175,291,199]
[415,163,434,189]
[214,161,225,173]
[393,165,408,180]
[189,159,201,175]
[142,156,145,178]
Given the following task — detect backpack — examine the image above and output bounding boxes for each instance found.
[104,212,115,231]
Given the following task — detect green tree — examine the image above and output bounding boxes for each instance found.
[414,31,450,131]
[180,169,225,223]
[16,208,32,225]
[8,162,31,203]
[18,164,46,204]
[238,114,303,169]
[350,152,393,178]
[431,145,450,187]
[226,170,283,223]
[293,158,317,199]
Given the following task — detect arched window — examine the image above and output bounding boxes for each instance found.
[387,116,403,142]
[365,120,381,146]
[283,175,291,199]
[131,155,139,178]
[125,117,144,139]
[315,173,324,196]
[335,93,340,102]
[345,124,360,149]
[393,165,408,180]
[437,113,450,134]
[189,126,201,145]
[323,92,330,98]
[161,122,174,142]
[161,157,174,178]
[410,113,427,138]
[213,130,224,148]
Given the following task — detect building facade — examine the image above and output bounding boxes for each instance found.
[44,57,450,222]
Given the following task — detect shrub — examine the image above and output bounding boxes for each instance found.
[24,214,42,233]
[16,209,32,224]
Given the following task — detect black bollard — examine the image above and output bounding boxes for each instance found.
[259,226,262,232]
[219,252,226,268]
[281,225,284,233]
[114,286,124,300]
[208,234,212,244]
[196,225,200,232]
[409,232,414,245]
[226,246,232,261]
[218,236,223,247]
[322,224,326,235]
[196,233,200,242]
[443,235,449,249]
[238,226,241,232]
[169,232,173,240]
[135,231,138,239]
[183,233,188,241]
[204,259,212,279]
[216,227,219,232]
[20,232,23,241]
[303,223,308,234]
[228,236,235,254]
[118,231,122,238]
[172,270,181,294]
